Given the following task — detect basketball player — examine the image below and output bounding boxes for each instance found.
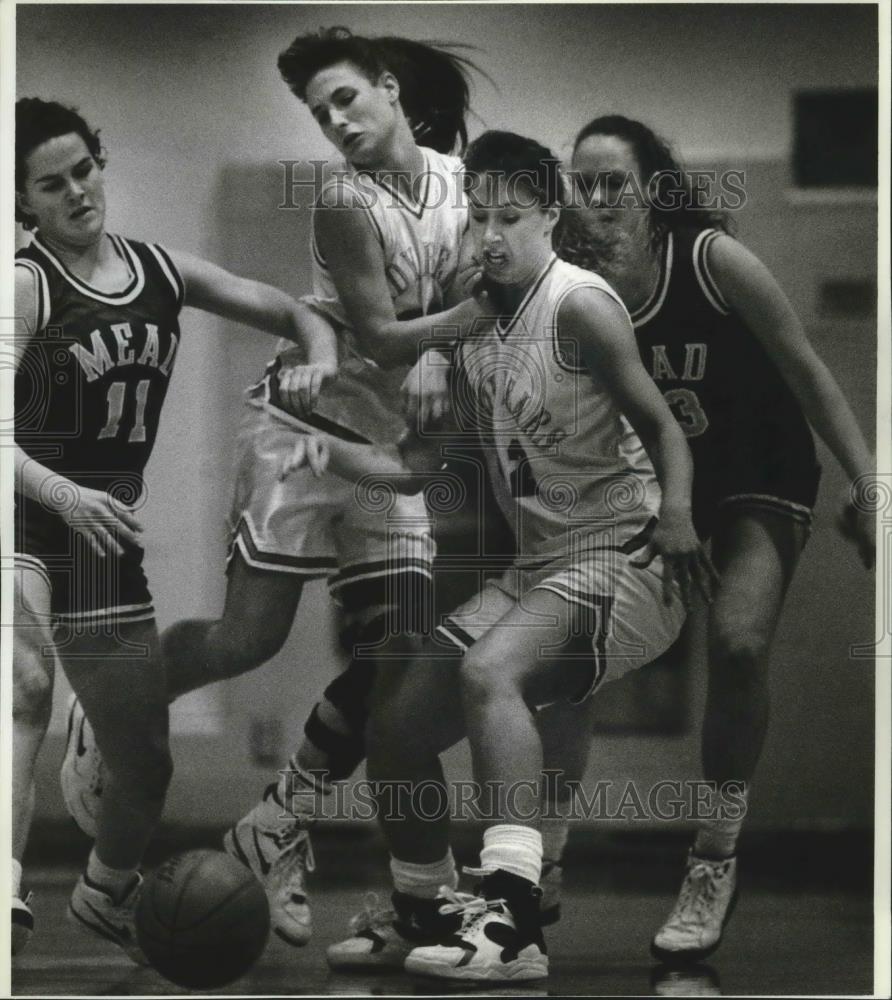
[65,30,486,948]
[317,131,716,982]
[12,97,337,958]
[534,115,876,963]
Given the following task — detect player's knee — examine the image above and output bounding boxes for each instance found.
[710,622,771,683]
[13,654,54,729]
[322,658,376,736]
[459,647,515,704]
[365,700,426,772]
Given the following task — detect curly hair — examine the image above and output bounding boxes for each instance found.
[562,114,732,267]
[16,98,105,229]
[278,26,476,154]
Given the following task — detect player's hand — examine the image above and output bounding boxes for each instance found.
[401,350,451,428]
[277,361,338,419]
[837,499,875,570]
[48,480,144,558]
[279,434,331,481]
[397,427,445,474]
[633,510,719,610]
[456,255,484,299]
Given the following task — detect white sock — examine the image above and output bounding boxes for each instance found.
[390,851,458,900]
[86,850,138,903]
[694,785,749,859]
[480,825,542,886]
[11,859,22,898]
[541,816,569,866]
[276,757,331,820]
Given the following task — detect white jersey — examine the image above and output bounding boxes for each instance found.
[256,147,467,445]
[458,254,661,561]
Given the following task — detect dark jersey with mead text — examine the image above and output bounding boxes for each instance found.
[15,234,185,498]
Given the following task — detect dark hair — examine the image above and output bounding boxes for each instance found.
[463,130,564,209]
[16,98,105,229]
[278,27,475,154]
[570,114,732,249]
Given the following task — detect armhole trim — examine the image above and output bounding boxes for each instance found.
[15,258,50,331]
[147,243,186,311]
[693,229,731,315]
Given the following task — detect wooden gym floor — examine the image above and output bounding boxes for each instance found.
[11,827,874,996]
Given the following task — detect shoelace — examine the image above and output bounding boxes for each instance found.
[670,862,724,927]
[347,892,396,935]
[436,886,509,934]
[272,824,317,878]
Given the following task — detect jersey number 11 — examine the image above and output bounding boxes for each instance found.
[98,379,151,443]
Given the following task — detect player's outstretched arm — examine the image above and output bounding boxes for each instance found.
[558,287,718,608]
[168,249,339,415]
[708,234,876,568]
[313,191,482,370]
[168,249,339,361]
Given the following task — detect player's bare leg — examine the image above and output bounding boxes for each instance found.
[161,553,305,696]
[11,564,56,955]
[536,698,596,924]
[400,591,593,982]
[61,619,170,962]
[61,554,306,835]
[702,508,806,796]
[652,507,807,963]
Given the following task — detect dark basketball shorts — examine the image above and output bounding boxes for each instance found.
[693,433,821,539]
[14,494,155,630]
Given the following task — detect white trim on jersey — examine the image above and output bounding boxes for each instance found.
[549,273,630,373]
[14,258,51,331]
[373,147,433,219]
[693,229,731,315]
[32,233,146,305]
[631,232,674,328]
[12,552,53,592]
[494,254,559,341]
[146,243,186,312]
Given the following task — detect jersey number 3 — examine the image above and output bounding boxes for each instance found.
[664,388,709,438]
[98,380,151,443]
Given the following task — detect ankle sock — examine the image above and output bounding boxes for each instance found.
[390,851,458,900]
[694,785,748,859]
[480,824,542,886]
[86,850,138,903]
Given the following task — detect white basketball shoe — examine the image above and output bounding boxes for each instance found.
[651,852,738,963]
[60,695,104,839]
[223,784,316,946]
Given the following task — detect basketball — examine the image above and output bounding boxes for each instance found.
[136,850,270,989]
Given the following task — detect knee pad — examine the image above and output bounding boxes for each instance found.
[303,703,366,781]
[338,577,434,654]
[322,653,378,735]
